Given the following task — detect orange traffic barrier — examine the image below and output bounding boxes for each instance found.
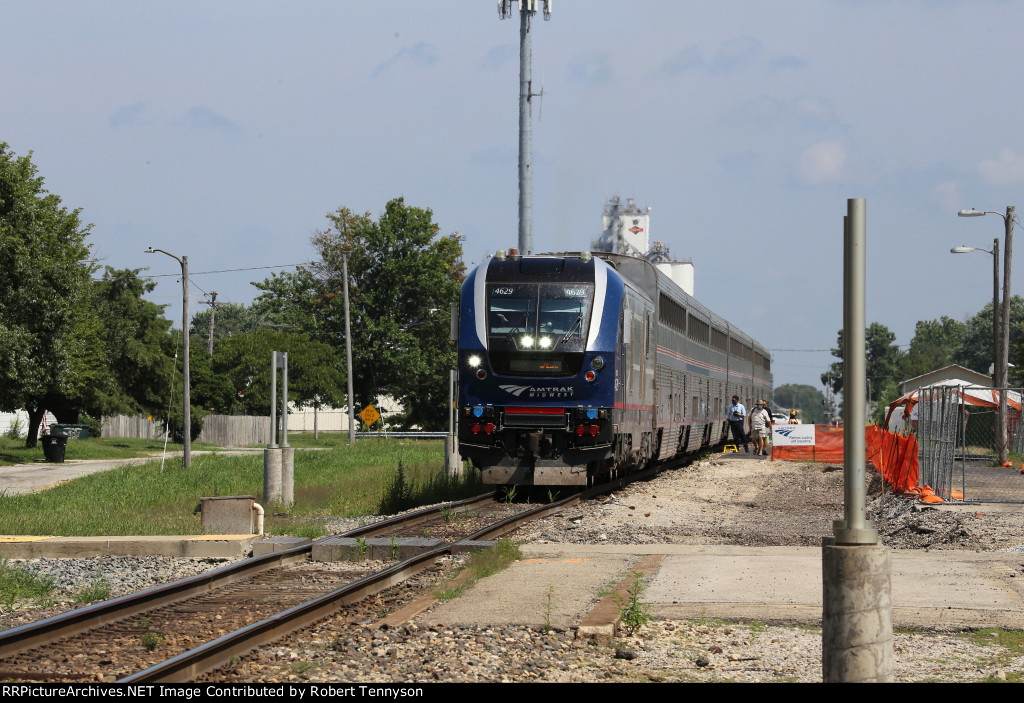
[772,425,919,493]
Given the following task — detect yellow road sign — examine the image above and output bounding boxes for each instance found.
[359,404,381,426]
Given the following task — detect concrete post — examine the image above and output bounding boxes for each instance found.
[821,199,892,682]
[444,435,462,478]
[822,540,893,682]
[281,446,294,506]
[263,447,282,504]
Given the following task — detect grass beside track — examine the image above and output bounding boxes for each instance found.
[0,436,222,466]
[0,437,482,537]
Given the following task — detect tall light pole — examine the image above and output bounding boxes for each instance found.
[499,0,551,255]
[949,239,999,388]
[146,247,191,468]
[956,206,1015,464]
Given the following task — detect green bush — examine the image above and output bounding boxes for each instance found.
[160,405,208,443]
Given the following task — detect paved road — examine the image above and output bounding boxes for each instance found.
[0,450,262,496]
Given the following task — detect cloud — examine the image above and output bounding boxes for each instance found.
[933,181,963,213]
[483,44,517,71]
[372,42,439,77]
[108,102,151,128]
[978,149,1024,186]
[797,140,847,184]
[660,46,705,76]
[181,106,243,134]
[718,150,761,172]
[659,36,763,77]
[720,95,840,131]
[709,36,762,74]
[769,54,808,72]
[566,52,611,86]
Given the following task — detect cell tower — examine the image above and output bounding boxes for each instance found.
[499,0,552,255]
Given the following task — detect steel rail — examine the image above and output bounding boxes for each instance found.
[119,495,580,683]
[0,492,495,658]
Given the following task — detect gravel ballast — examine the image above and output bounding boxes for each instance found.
[5,453,1024,682]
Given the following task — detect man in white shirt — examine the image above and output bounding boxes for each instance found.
[727,395,749,453]
[749,400,772,456]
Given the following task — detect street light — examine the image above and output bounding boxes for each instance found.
[146,247,191,468]
[950,240,999,384]
[955,206,1015,464]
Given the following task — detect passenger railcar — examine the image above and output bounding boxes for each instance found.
[456,250,771,486]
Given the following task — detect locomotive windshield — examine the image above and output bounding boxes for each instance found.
[486,283,593,375]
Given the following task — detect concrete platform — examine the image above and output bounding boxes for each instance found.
[0,535,260,559]
[421,542,1024,633]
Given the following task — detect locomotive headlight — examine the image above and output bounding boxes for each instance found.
[591,356,605,370]
[520,335,534,348]
[539,336,552,349]
[467,355,482,368]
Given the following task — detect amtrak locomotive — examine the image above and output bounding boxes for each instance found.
[457,250,771,486]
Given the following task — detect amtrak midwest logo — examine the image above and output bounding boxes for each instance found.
[775,427,797,436]
[499,384,575,398]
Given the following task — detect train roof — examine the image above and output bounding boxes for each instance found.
[477,251,601,282]
[549,251,769,357]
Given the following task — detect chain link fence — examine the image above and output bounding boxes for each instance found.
[917,385,959,501]
[915,385,1024,503]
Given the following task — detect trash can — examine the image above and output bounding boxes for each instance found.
[41,435,68,463]
[51,424,89,439]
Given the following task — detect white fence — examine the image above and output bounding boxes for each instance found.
[1,410,59,439]
[102,409,369,447]
[102,415,161,441]
[199,414,269,447]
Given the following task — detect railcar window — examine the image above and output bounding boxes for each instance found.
[711,327,728,352]
[489,298,535,335]
[539,298,584,337]
[658,293,686,334]
[687,314,710,345]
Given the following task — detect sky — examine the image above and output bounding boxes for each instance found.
[4,0,1024,393]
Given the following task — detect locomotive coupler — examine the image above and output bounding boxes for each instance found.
[518,431,555,459]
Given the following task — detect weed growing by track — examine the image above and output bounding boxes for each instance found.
[0,437,482,536]
[73,578,112,604]
[435,539,523,601]
[0,559,55,609]
[615,571,653,635]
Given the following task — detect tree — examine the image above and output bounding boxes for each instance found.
[255,197,464,429]
[822,323,903,418]
[898,317,968,381]
[88,267,177,417]
[955,297,1024,384]
[0,143,99,446]
[212,330,347,416]
[772,384,826,424]
[189,301,269,353]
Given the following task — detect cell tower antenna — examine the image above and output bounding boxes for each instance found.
[498,0,552,255]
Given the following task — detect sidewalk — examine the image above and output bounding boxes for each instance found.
[0,449,262,496]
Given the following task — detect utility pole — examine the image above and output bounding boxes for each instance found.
[343,254,356,447]
[499,0,551,255]
[203,291,218,356]
[957,206,1016,463]
[146,248,191,468]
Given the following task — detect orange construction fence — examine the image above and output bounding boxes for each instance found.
[772,425,919,493]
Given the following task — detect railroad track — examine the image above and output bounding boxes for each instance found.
[0,491,584,683]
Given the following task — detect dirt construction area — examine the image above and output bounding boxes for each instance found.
[520,451,1024,553]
